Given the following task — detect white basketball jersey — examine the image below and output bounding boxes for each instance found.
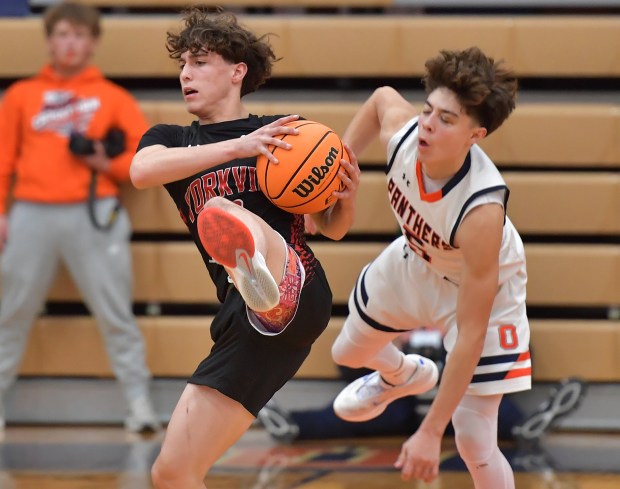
[386,117,526,286]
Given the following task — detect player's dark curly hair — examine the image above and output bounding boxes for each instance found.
[423,47,517,135]
[166,6,276,97]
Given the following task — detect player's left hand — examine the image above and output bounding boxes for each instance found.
[331,143,360,207]
[394,428,441,483]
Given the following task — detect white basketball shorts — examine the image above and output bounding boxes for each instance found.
[347,236,531,396]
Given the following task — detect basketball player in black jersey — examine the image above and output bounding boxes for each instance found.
[130,7,359,489]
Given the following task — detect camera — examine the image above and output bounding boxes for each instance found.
[69,128,126,158]
[68,132,95,155]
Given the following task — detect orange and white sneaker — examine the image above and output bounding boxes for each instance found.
[197,207,280,312]
[333,354,439,422]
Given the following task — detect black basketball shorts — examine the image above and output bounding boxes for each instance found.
[188,263,332,416]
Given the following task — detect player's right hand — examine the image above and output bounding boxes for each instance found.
[236,114,299,164]
[394,428,440,483]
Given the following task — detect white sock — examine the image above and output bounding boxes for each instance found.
[381,354,418,386]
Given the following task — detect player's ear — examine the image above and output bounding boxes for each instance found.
[231,62,248,83]
[470,125,487,145]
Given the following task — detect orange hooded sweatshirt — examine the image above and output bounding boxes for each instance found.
[0,65,148,214]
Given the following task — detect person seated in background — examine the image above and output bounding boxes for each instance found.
[259,329,586,446]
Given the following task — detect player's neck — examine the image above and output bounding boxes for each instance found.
[197,102,249,125]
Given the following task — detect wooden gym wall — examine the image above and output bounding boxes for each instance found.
[0,8,618,382]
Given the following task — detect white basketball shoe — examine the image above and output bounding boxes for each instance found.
[333,354,439,422]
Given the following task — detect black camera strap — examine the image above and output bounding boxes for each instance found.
[88,170,122,231]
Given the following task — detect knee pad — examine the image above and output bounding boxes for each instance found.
[452,404,497,464]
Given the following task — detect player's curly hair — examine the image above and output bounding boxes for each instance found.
[166,6,277,97]
[423,47,517,135]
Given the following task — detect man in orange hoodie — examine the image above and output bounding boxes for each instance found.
[0,1,159,433]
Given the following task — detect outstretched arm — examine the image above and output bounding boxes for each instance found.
[130,114,300,189]
[343,86,417,157]
[395,203,504,483]
[308,87,416,240]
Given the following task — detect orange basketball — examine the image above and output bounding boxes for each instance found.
[256,120,347,214]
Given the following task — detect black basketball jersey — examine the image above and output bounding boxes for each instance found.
[138,115,320,302]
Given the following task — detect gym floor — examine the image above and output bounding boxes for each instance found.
[1,425,619,489]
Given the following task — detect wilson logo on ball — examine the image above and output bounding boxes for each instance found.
[292,146,339,198]
[256,120,349,215]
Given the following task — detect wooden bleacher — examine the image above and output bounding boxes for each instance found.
[13,102,620,382]
[20,317,620,382]
[1,10,618,384]
[137,101,620,169]
[40,240,620,306]
[2,16,620,78]
[121,170,620,235]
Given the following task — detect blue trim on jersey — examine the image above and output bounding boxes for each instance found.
[477,352,522,366]
[359,265,370,306]
[471,352,530,383]
[449,185,509,247]
[386,121,418,174]
[353,265,410,334]
[471,371,512,383]
[440,152,472,198]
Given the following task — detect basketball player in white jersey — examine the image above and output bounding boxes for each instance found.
[331,47,530,488]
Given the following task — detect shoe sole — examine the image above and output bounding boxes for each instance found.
[197,207,279,312]
[334,355,439,422]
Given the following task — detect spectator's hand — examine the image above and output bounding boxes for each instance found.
[82,140,112,172]
[0,215,7,252]
[236,114,300,163]
[394,428,440,483]
[331,144,360,210]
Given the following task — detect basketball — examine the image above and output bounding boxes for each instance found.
[256,120,348,214]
